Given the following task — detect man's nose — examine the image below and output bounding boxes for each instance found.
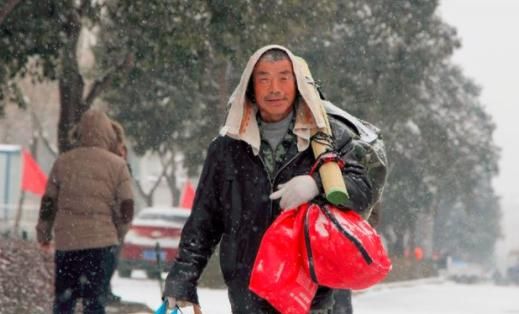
[270,79,281,93]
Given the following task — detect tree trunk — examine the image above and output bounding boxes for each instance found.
[13,191,25,236]
[134,180,154,208]
[409,220,416,252]
[133,157,170,208]
[57,10,87,153]
[394,230,406,257]
[160,150,179,206]
[165,167,178,207]
[31,110,58,157]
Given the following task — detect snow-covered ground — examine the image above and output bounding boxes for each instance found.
[113,272,519,314]
[353,280,519,314]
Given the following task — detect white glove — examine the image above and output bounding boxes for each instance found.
[269,175,319,210]
[167,297,202,314]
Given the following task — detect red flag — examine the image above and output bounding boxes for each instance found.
[179,180,195,209]
[21,149,47,196]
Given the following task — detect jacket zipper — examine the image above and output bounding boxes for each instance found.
[256,155,275,224]
[257,151,303,222]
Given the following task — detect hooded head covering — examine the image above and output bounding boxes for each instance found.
[77,109,118,151]
[221,45,327,155]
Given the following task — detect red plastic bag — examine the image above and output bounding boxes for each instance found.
[249,203,391,313]
[249,204,318,314]
[303,204,392,290]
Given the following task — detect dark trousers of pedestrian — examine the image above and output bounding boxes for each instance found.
[53,246,116,314]
[104,245,120,298]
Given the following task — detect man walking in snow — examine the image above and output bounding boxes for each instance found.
[163,45,387,313]
[36,109,134,314]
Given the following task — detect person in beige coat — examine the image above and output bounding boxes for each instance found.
[36,109,134,314]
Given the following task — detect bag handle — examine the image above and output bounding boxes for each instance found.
[154,300,202,314]
[154,301,178,314]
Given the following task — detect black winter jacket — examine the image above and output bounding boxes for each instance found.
[164,106,386,313]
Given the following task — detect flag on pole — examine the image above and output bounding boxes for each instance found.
[21,149,47,196]
[179,180,195,209]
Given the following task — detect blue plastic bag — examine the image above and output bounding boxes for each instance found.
[154,300,178,314]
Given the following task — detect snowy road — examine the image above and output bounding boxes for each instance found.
[353,280,519,314]
[113,272,519,314]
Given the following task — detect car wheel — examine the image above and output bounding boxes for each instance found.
[118,267,132,278]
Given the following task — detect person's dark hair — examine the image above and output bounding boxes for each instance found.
[258,48,290,63]
[246,48,291,103]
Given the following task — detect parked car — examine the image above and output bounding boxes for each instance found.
[118,206,190,279]
[506,250,519,285]
[507,263,519,285]
[445,257,489,284]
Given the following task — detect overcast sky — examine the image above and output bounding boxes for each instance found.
[439,0,519,259]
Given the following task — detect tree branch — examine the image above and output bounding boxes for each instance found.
[10,83,58,157]
[133,153,172,206]
[133,178,150,205]
[149,153,173,195]
[159,146,181,205]
[149,170,166,196]
[0,0,23,25]
[83,53,134,106]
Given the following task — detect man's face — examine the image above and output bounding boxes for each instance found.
[252,58,297,122]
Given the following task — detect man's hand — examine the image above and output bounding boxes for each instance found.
[167,297,202,314]
[269,175,319,210]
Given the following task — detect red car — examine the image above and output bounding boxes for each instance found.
[118,206,190,278]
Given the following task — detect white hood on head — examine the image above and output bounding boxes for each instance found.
[221,44,327,155]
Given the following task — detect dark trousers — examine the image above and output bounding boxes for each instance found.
[53,246,116,314]
[104,245,120,294]
[332,289,353,314]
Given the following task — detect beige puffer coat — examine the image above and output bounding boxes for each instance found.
[36,109,134,251]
